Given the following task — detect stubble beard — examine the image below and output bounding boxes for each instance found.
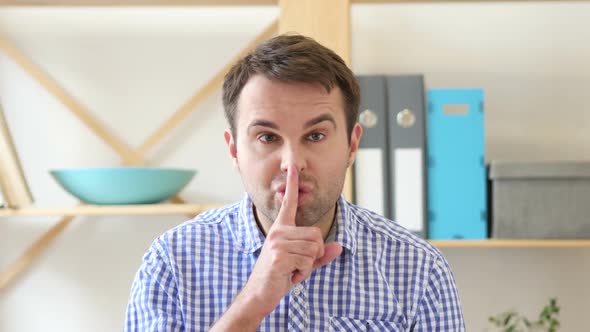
[253,173,345,228]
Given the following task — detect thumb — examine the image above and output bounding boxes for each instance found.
[313,242,343,269]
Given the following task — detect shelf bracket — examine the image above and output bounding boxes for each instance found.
[0,216,74,291]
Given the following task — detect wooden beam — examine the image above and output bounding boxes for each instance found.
[0,36,144,165]
[279,0,350,64]
[0,0,277,6]
[0,216,74,290]
[278,0,354,201]
[136,19,279,156]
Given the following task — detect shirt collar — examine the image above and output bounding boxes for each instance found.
[235,194,265,253]
[334,195,357,255]
[235,194,357,255]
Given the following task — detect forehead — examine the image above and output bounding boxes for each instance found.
[236,75,345,126]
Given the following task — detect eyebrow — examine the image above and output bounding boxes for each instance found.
[246,113,337,134]
[304,113,337,129]
[247,120,279,134]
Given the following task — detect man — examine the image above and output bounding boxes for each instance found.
[125,34,465,331]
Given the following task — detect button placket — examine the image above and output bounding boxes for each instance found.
[288,282,310,331]
[293,284,303,296]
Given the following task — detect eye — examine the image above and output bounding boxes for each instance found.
[307,132,326,142]
[258,133,279,143]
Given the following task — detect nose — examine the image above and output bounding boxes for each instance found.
[279,142,307,174]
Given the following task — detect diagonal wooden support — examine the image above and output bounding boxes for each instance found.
[0,37,144,166]
[136,19,278,155]
[0,216,74,290]
[0,20,278,291]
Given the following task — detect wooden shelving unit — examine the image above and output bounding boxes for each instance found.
[1,0,588,292]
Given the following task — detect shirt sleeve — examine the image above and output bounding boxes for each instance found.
[412,255,466,331]
[124,241,184,332]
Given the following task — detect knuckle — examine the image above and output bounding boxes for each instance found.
[271,251,287,265]
[315,243,325,257]
[268,241,281,251]
[307,242,320,256]
[311,227,322,241]
[267,227,283,240]
[297,256,314,270]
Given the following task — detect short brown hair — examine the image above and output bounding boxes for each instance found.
[222,34,360,143]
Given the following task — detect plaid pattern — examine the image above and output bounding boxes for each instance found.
[124,195,465,331]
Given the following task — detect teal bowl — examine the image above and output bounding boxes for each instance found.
[50,167,196,205]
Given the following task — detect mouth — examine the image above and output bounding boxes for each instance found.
[275,183,313,205]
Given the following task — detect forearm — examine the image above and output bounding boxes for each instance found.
[209,290,267,332]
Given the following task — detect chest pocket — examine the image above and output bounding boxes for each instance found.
[329,316,406,332]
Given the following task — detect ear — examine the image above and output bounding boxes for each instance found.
[224,129,239,169]
[347,123,363,167]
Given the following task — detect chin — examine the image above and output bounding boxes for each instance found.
[294,208,322,226]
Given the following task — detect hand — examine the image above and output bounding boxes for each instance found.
[210,166,342,331]
[241,165,343,316]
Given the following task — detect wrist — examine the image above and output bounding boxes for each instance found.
[210,287,268,332]
[231,287,269,322]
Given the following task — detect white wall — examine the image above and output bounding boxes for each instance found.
[0,2,589,331]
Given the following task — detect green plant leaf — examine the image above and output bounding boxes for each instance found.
[504,312,515,325]
[487,298,560,331]
[523,318,531,327]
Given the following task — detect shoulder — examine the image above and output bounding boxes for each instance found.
[345,202,445,262]
[151,202,241,255]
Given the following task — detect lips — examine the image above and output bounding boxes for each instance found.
[274,182,313,206]
[275,183,313,195]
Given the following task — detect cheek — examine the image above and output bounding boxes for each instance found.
[312,144,350,168]
[236,144,280,180]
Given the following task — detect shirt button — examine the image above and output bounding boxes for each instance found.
[293,284,302,296]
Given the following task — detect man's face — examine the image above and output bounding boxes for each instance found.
[224,75,362,227]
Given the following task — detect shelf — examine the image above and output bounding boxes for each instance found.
[0,0,277,6]
[0,0,584,6]
[0,203,222,217]
[430,239,590,248]
[4,205,590,247]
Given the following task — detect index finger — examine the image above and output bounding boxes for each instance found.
[275,165,298,226]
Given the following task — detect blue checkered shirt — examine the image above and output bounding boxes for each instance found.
[124,195,465,331]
